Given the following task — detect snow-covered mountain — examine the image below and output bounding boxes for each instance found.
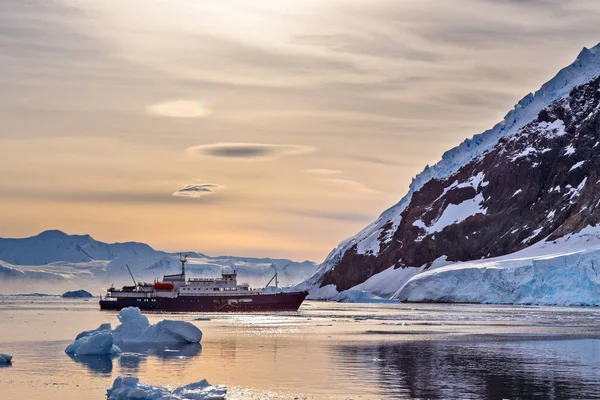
[301,43,600,305]
[0,229,161,265]
[0,230,317,294]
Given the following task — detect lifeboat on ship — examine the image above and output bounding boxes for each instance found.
[154,282,174,291]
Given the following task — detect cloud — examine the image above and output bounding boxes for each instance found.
[186,143,316,161]
[317,178,379,194]
[304,169,342,175]
[172,183,223,198]
[349,154,409,167]
[148,100,211,118]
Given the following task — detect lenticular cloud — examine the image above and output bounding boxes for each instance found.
[186,143,315,161]
[172,183,222,198]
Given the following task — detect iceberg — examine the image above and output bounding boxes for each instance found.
[75,323,112,340]
[112,307,202,344]
[66,307,201,357]
[106,375,227,400]
[65,331,121,356]
[0,353,12,364]
[62,289,93,298]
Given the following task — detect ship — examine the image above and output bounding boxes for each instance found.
[99,255,308,312]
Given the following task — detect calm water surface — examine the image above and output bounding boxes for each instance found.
[1,297,600,399]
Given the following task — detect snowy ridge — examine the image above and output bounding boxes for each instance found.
[303,42,600,294]
[411,44,600,198]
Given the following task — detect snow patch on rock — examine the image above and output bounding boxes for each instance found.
[569,160,586,171]
[414,193,487,235]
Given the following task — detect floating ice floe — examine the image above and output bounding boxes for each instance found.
[66,307,202,356]
[107,375,227,400]
[0,353,12,363]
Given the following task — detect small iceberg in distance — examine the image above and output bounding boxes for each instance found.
[107,376,226,400]
[62,289,93,298]
[0,353,12,364]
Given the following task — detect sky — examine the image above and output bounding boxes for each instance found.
[2,0,600,261]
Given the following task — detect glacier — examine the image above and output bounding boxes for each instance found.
[107,376,227,400]
[395,227,600,305]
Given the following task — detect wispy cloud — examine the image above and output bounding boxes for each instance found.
[172,183,223,198]
[304,169,342,175]
[148,100,211,118]
[186,143,316,161]
[318,178,379,194]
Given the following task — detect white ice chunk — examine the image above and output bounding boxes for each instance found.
[113,307,202,344]
[75,323,112,340]
[107,375,227,400]
[65,331,121,356]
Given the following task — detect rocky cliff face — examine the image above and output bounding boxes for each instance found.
[304,44,600,297]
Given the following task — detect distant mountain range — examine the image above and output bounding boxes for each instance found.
[0,230,317,294]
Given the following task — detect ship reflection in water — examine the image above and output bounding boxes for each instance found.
[332,339,600,400]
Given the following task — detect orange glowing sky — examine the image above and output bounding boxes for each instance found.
[2,0,600,261]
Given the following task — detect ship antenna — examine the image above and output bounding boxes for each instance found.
[125,264,137,286]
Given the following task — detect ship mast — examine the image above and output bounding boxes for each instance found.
[180,254,188,277]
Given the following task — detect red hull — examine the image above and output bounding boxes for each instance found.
[99,291,308,312]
